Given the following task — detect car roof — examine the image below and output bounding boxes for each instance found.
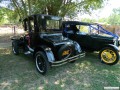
[62,21,96,26]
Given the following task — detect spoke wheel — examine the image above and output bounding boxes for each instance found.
[99,47,119,65]
[35,51,50,75]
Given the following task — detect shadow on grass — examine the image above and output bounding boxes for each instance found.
[0,48,120,90]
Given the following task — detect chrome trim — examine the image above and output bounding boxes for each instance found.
[54,42,68,45]
[35,55,44,73]
[52,52,85,64]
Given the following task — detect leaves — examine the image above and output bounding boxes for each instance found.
[0,0,106,24]
[107,8,120,25]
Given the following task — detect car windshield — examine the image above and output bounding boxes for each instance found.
[45,16,61,33]
[38,15,61,34]
[46,20,60,30]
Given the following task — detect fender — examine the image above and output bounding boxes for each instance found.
[34,46,55,63]
[104,44,120,52]
[74,41,82,53]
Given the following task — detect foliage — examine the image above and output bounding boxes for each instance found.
[0,0,107,25]
[0,7,19,25]
[9,0,106,19]
[107,8,120,25]
[81,18,96,23]
[0,8,4,24]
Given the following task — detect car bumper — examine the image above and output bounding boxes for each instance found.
[51,52,85,66]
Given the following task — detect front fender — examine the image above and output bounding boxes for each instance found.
[34,46,55,63]
[104,44,120,52]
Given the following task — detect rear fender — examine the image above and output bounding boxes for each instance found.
[34,46,55,62]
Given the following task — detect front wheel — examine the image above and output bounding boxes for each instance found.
[35,51,50,75]
[99,47,119,65]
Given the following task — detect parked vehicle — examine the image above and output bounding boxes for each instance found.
[11,15,85,75]
[62,21,120,65]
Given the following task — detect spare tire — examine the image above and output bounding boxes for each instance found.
[58,44,75,60]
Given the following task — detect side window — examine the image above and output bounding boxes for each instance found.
[30,20,34,32]
[24,20,29,31]
[80,25,90,34]
[76,25,80,30]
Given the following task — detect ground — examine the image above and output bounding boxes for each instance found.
[0,27,120,90]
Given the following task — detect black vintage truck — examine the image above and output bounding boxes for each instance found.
[11,15,85,75]
[62,21,120,65]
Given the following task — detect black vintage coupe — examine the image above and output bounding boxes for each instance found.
[11,15,85,75]
[62,21,120,65]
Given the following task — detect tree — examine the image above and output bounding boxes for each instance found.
[107,8,120,25]
[10,0,106,18]
[0,0,107,23]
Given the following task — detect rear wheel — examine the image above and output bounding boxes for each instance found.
[12,40,19,55]
[35,51,50,75]
[99,47,119,65]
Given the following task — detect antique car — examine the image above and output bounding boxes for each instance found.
[62,21,120,65]
[11,15,85,75]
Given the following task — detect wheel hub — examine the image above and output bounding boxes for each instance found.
[101,49,117,63]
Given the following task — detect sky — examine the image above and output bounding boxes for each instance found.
[78,0,120,20]
[0,0,10,7]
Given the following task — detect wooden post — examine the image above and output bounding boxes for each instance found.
[13,25,16,36]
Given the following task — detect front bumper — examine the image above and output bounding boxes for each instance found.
[51,52,85,66]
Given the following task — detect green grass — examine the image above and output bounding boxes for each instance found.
[0,45,120,90]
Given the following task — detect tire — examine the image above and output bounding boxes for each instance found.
[35,51,50,75]
[12,40,19,55]
[58,45,74,60]
[58,45,76,63]
[99,47,119,65]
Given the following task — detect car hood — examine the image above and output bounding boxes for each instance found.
[90,34,114,40]
[41,33,70,43]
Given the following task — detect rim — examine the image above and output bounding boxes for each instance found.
[61,48,72,59]
[36,55,45,73]
[101,49,117,63]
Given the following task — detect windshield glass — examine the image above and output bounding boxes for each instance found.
[38,15,61,34]
[46,20,60,30]
[44,19,60,34]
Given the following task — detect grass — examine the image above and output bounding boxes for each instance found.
[0,32,120,90]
